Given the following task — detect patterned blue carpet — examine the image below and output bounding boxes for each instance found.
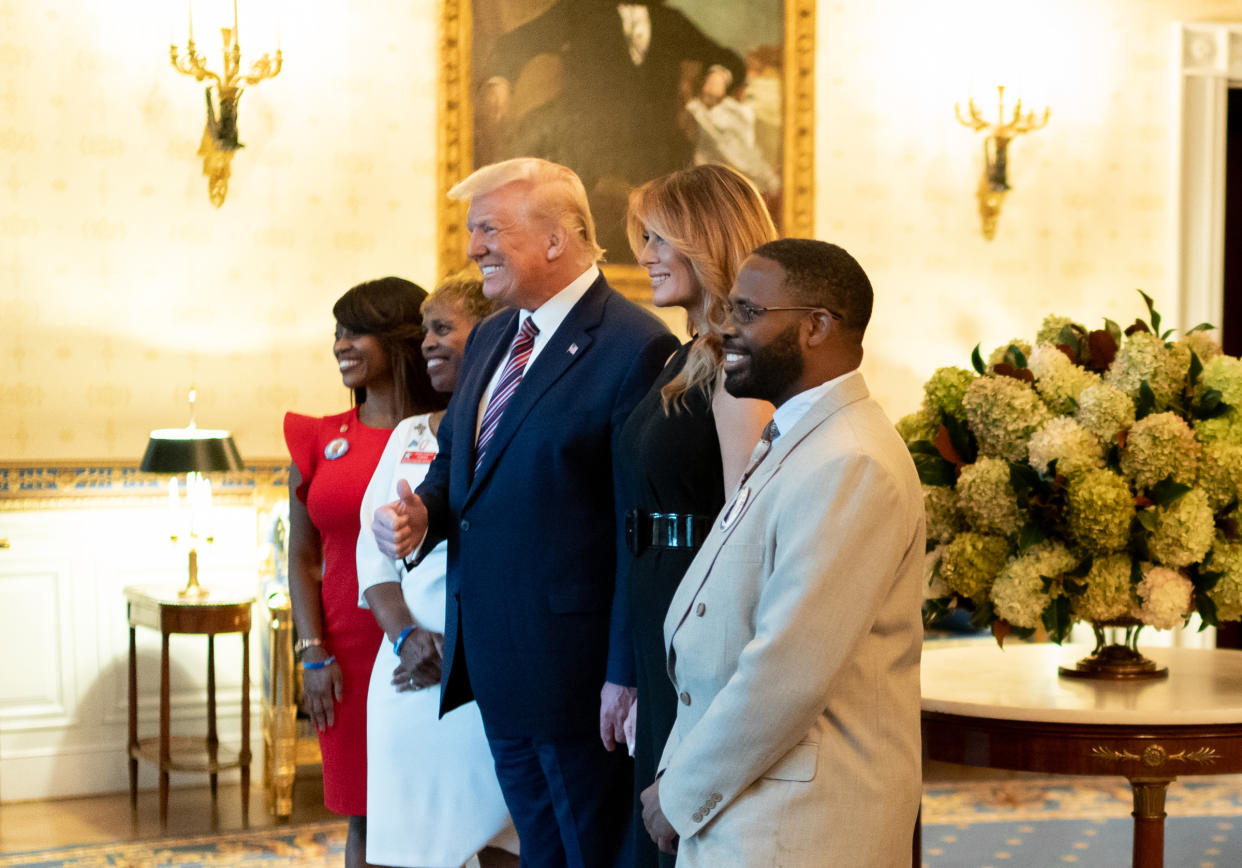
[2,777,1240,866]
[922,775,1242,867]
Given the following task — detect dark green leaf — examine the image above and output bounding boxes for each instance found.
[1139,288,1161,334]
[1130,558,1144,586]
[1194,569,1223,592]
[1161,328,1175,342]
[971,344,985,375]
[913,453,955,487]
[1196,591,1219,628]
[1104,318,1123,343]
[1041,595,1073,644]
[923,598,951,627]
[1188,350,1204,386]
[1009,461,1040,499]
[1105,443,1122,471]
[1186,322,1214,334]
[968,600,996,630]
[943,414,978,464]
[1007,344,1028,369]
[1136,509,1158,533]
[1018,524,1047,554]
[1149,477,1192,507]
[1064,579,1088,595]
[906,439,942,456]
[1135,380,1157,418]
[1057,325,1082,357]
[1008,625,1037,640]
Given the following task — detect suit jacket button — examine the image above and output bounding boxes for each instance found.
[692,811,703,822]
[710,792,723,804]
[695,602,706,616]
[459,518,470,531]
[680,691,691,706]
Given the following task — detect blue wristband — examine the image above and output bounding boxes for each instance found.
[302,654,335,670]
[393,625,416,656]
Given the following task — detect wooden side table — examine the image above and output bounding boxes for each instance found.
[920,643,1242,868]
[125,584,255,827]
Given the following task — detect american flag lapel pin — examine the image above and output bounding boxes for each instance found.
[568,342,579,355]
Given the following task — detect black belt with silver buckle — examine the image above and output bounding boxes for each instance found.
[625,509,712,556]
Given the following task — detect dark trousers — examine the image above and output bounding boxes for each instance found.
[487,732,633,868]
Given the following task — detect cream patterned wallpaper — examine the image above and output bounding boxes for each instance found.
[1,0,1239,461]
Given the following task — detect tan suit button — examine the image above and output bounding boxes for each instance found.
[692,811,703,822]
[695,602,706,616]
[680,691,691,706]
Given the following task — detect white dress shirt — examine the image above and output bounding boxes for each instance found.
[770,369,861,440]
[476,265,600,440]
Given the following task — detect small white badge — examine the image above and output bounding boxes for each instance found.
[568,342,579,355]
[719,486,750,530]
[324,437,350,460]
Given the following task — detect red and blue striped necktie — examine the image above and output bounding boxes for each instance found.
[475,316,540,473]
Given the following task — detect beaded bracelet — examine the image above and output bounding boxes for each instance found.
[393,625,416,656]
[302,655,336,670]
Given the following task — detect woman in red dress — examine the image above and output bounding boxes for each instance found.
[284,277,446,868]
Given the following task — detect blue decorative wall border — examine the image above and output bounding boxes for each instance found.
[0,461,289,505]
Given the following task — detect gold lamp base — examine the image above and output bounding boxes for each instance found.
[178,547,211,599]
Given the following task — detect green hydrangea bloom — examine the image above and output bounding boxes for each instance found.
[922,366,975,423]
[1197,441,1242,511]
[1120,412,1199,490]
[1148,488,1215,568]
[1207,538,1242,622]
[923,485,962,544]
[1181,331,1222,365]
[962,376,1051,463]
[1135,565,1192,630]
[1070,553,1134,622]
[1075,381,1136,445]
[1027,416,1104,478]
[1066,469,1135,554]
[1035,315,1077,346]
[895,409,939,445]
[956,457,1023,537]
[1106,332,1190,408]
[1194,409,1242,445]
[939,532,1012,599]
[1198,354,1242,410]
[1028,344,1098,415]
[989,541,1079,629]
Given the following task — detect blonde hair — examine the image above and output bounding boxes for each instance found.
[423,266,499,322]
[626,164,777,410]
[449,157,603,262]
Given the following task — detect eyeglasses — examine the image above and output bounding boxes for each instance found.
[723,299,839,326]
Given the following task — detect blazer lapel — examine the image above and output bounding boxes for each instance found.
[465,278,608,498]
[666,373,873,641]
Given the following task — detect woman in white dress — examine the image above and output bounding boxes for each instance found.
[356,271,519,868]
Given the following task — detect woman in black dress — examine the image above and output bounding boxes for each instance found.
[616,163,777,867]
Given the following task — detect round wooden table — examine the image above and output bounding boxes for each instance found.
[125,584,254,827]
[921,643,1242,868]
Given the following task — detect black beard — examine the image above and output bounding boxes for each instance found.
[724,322,803,403]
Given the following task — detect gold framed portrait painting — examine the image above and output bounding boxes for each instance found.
[438,0,815,299]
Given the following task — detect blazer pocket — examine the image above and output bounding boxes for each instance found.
[760,740,819,782]
[547,583,609,614]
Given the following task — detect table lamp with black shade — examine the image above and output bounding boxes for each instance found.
[140,389,244,598]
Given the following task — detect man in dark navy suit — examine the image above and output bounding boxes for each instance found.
[373,157,678,867]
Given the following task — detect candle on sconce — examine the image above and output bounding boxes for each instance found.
[188,0,194,43]
[200,476,214,539]
[233,0,239,43]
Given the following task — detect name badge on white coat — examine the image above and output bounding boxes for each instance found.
[719,486,750,530]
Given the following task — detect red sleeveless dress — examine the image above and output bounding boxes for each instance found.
[284,407,390,815]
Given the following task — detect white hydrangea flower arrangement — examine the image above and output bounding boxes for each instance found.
[900,291,1242,644]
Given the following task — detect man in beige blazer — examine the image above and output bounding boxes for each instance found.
[640,238,925,866]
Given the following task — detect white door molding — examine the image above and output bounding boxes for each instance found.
[1173,23,1242,334]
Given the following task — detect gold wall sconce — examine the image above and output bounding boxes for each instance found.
[170,1,282,207]
[955,85,1049,240]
